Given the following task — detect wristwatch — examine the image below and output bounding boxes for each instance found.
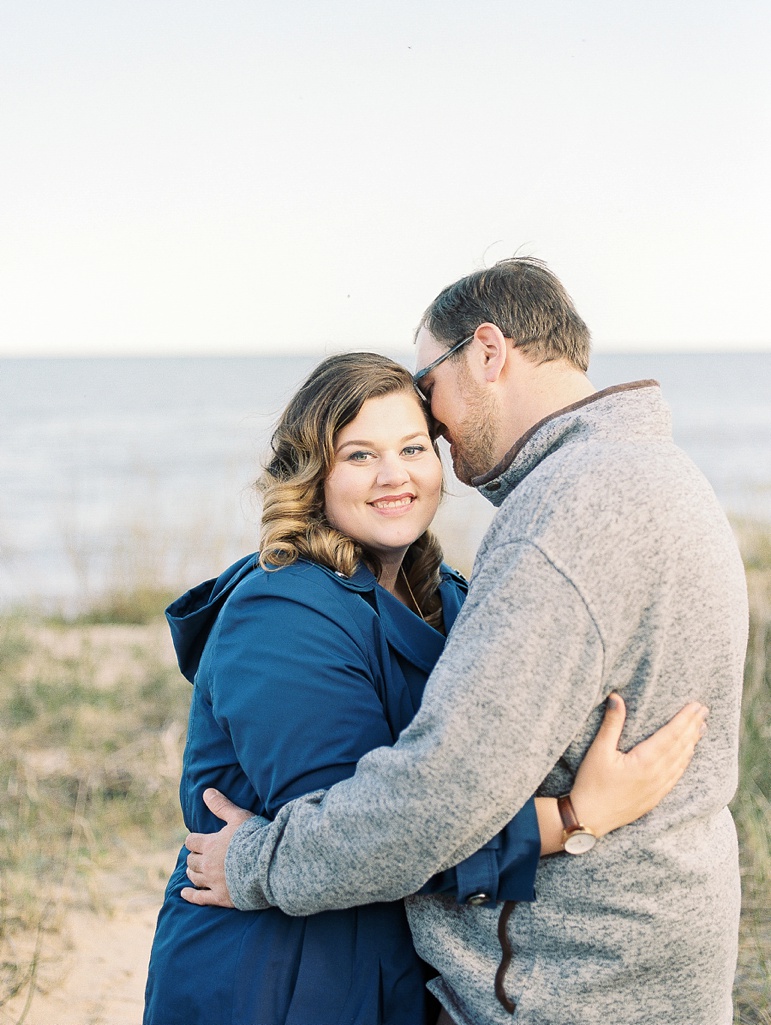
[557,794,597,854]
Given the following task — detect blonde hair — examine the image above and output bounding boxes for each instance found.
[257,352,445,628]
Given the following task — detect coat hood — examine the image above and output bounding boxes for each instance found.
[166,554,468,684]
[166,553,259,683]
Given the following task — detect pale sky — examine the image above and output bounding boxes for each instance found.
[2,0,769,357]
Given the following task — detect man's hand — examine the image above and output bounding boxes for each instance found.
[181,789,255,907]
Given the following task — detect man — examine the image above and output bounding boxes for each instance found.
[185,258,748,1023]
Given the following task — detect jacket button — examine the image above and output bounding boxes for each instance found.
[486,481,501,492]
[466,892,490,906]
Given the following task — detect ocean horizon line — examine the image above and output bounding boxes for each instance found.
[2,346,771,362]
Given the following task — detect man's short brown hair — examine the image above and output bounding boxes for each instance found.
[419,257,591,372]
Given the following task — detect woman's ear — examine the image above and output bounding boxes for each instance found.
[473,323,508,383]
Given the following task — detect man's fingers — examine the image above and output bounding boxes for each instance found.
[184,831,206,854]
[181,885,215,906]
[184,801,252,858]
[180,886,205,904]
[202,787,252,825]
[180,883,235,908]
[179,791,253,909]
[185,864,214,891]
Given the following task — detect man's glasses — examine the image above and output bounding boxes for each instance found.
[412,333,474,401]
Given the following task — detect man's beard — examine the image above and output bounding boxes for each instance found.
[449,385,500,486]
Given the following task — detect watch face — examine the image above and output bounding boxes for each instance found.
[564,830,597,855]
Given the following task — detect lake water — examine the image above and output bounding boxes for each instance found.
[2,352,769,610]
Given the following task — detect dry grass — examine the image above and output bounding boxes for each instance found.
[0,617,188,1020]
[0,523,768,1021]
[732,523,771,1023]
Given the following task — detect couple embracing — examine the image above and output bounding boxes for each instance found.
[144,258,747,1025]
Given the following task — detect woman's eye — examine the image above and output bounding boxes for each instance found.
[402,445,426,456]
[347,450,373,462]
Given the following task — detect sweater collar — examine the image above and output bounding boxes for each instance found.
[472,380,667,507]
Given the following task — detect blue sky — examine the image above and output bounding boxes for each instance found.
[2,0,769,356]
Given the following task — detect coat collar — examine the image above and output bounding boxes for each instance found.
[313,560,467,673]
[167,554,467,683]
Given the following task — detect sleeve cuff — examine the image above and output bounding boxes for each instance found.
[225,816,274,910]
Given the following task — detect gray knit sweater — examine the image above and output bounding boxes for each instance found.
[226,382,748,1024]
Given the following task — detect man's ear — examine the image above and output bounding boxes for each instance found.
[473,323,508,383]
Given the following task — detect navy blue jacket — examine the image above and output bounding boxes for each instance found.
[144,555,539,1025]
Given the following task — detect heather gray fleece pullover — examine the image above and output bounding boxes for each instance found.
[226,382,748,1025]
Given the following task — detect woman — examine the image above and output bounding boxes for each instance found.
[144,353,705,1025]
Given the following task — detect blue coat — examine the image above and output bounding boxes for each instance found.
[144,555,539,1025]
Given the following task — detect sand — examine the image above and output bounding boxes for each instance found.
[0,855,171,1025]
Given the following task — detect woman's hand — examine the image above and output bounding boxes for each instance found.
[570,693,708,839]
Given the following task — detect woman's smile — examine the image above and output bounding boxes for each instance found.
[369,492,417,513]
[323,390,442,570]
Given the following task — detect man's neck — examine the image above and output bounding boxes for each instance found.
[498,356,596,456]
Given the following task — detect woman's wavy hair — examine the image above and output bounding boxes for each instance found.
[257,352,446,628]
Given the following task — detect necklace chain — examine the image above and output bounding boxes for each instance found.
[400,566,425,621]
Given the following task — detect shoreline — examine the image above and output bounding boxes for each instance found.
[4,512,770,619]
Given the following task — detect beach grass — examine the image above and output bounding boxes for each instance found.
[0,615,189,1018]
[732,523,771,1023]
[0,526,769,1021]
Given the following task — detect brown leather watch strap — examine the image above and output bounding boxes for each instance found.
[557,794,581,832]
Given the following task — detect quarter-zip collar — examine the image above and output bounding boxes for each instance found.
[472,380,667,507]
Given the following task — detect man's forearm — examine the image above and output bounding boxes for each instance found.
[224,543,604,914]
